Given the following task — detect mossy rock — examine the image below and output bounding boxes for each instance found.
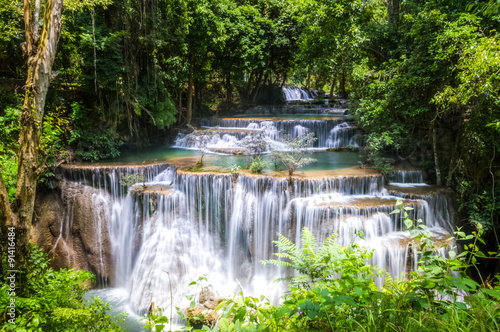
[325,146,360,152]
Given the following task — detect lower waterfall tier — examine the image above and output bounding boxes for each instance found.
[35,165,456,317]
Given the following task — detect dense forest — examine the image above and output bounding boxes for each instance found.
[1,0,500,331]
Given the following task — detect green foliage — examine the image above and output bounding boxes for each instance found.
[262,227,376,287]
[325,145,359,152]
[270,132,317,176]
[41,105,71,169]
[457,180,500,231]
[361,132,394,174]
[0,244,124,331]
[0,0,20,42]
[248,156,271,174]
[0,106,20,201]
[142,307,170,332]
[120,173,146,187]
[149,213,500,332]
[64,0,113,12]
[228,164,241,174]
[267,214,500,331]
[350,1,500,238]
[69,102,124,161]
[310,97,325,105]
[214,291,271,332]
[73,131,124,162]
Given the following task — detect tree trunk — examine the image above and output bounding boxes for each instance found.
[250,71,263,103]
[245,71,254,102]
[226,73,232,104]
[186,53,194,125]
[253,72,269,103]
[306,66,311,90]
[177,90,183,123]
[340,72,347,99]
[387,0,399,25]
[14,0,64,239]
[281,73,287,87]
[329,77,336,98]
[446,108,464,187]
[0,173,15,230]
[432,121,442,186]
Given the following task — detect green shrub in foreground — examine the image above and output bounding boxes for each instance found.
[151,203,500,332]
[0,244,125,331]
[249,156,272,174]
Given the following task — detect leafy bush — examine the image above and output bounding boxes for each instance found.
[69,102,124,162]
[360,132,394,174]
[229,164,241,174]
[270,133,317,177]
[0,106,20,201]
[72,131,124,162]
[249,156,271,174]
[120,173,146,187]
[311,97,325,105]
[41,106,70,166]
[0,244,125,331]
[158,202,500,332]
[241,130,268,156]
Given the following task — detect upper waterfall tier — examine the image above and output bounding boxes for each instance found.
[176,117,360,151]
[243,104,348,115]
[282,86,318,101]
[389,170,424,184]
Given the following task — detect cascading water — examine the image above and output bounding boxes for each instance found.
[326,122,359,147]
[56,152,454,330]
[389,170,424,184]
[282,86,317,101]
[177,118,359,151]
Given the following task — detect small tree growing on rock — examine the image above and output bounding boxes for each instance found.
[184,125,216,166]
[241,128,268,169]
[241,129,268,157]
[271,132,317,177]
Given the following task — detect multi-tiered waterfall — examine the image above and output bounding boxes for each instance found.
[54,162,455,320]
[47,109,456,329]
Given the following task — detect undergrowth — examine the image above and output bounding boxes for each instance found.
[144,202,500,332]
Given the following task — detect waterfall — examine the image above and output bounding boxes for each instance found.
[281,87,317,101]
[326,122,359,148]
[390,170,424,184]
[56,162,455,318]
[177,118,359,150]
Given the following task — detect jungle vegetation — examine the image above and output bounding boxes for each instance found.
[1,0,500,330]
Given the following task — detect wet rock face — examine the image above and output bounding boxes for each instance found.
[32,181,113,284]
[184,285,222,329]
[199,285,221,310]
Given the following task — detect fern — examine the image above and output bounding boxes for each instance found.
[262,227,343,287]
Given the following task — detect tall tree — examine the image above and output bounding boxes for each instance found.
[0,0,110,248]
[387,0,399,24]
[14,0,64,238]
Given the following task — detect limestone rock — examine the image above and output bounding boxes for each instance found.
[32,180,114,285]
[199,285,221,310]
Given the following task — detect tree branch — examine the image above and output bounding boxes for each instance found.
[23,0,33,56]
[33,0,41,43]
